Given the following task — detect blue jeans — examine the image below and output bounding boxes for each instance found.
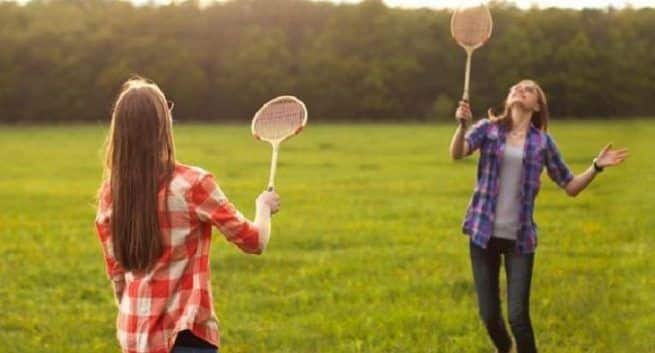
[171,347,218,353]
[470,238,537,353]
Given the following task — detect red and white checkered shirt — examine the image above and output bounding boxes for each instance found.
[95,163,262,353]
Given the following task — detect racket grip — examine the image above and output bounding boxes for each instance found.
[462,50,472,104]
[456,97,470,125]
[267,144,279,192]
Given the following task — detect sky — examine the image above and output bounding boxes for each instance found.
[325,0,654,9]
[120,0,655,9]
[8,0,655,7]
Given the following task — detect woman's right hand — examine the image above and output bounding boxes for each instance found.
[257,190,281,215]
[455,100,472,125]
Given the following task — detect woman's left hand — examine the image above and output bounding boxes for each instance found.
[596,143,629,168]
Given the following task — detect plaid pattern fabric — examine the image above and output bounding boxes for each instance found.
[96,163,261,353]
[462,119,574,253]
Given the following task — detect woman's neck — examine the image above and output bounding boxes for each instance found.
[510,107,532,133]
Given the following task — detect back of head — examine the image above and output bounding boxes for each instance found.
[102,76,176,273]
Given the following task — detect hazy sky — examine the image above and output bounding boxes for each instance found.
[326,0,654,9]
[122,0,654,9]
[9,0,654,7]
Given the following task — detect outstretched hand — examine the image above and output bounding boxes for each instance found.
[596,143,629,168]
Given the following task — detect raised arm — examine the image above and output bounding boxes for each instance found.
[253,191,280,251]
[192,174,280,254]
[450,101,491,161]
[450,101,472,159]
[563,143,629,197]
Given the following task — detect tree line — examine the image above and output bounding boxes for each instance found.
[0,0,653,123]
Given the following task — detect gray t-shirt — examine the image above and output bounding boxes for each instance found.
[493,144,524,240]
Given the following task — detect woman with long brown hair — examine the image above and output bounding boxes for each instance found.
[95,77,280,353]
[448,80,628,353]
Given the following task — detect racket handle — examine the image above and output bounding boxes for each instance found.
[267,144,279,191]
[462,50,472,102]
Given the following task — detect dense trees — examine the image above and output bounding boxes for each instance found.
[0,0,653,122]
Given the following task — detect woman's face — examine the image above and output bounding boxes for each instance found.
[506,81,541,112]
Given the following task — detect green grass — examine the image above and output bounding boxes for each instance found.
[0,120,653,352]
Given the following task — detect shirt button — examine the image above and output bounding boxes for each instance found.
[139,304,149,315]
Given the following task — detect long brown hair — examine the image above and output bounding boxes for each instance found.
[100,77,176,272]
[488,79,550,132]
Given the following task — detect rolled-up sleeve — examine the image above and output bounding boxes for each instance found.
[544,133,574,188]
[191,174,262,254]
[465,119,491,154]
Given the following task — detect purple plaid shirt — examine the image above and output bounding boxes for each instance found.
[462,119,574,253]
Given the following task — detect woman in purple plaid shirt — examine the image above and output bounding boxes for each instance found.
[449,79,628,353]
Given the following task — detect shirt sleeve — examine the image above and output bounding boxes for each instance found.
[190,174,262,254]
[544,133,574,188]
[95,184,126,283]
[464,119,491,154]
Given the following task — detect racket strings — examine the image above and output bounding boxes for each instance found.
[452,6,492,47]
[254,101,305,141]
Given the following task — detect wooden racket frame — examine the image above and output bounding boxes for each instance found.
[450,3,493,108]
[251,95,308,191]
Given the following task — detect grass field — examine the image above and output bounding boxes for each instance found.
[0,120,653,353]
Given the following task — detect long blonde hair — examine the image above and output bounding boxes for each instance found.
[100,76,176,272]
[488,79,550,132]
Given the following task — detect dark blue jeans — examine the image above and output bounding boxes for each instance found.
[470,238,537,353]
